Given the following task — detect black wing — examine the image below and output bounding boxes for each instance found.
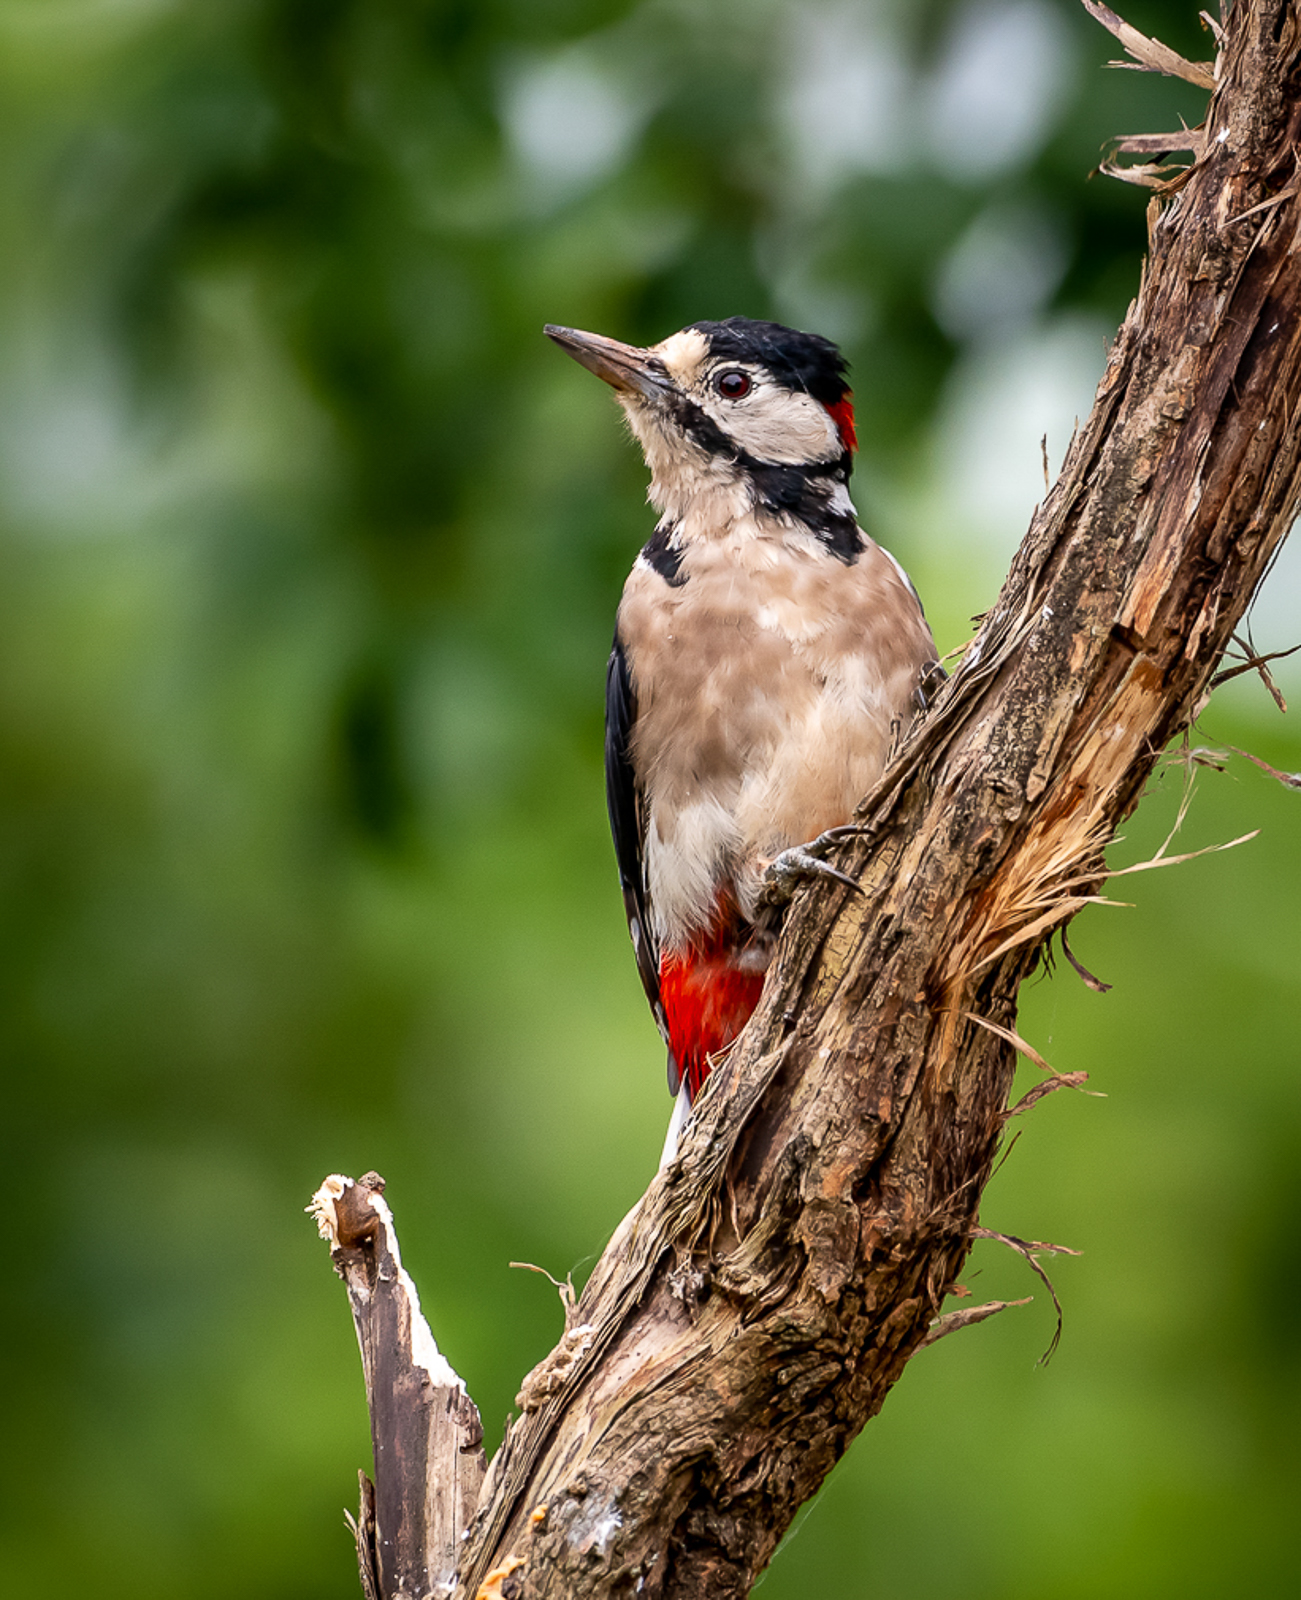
[605,633,675,1081]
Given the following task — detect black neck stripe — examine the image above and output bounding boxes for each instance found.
[663,393,862,564]
[642,519,688,586]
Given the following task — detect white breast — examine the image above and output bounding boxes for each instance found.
[620,519,936,950]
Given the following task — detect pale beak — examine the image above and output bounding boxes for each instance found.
[544,325,673,402]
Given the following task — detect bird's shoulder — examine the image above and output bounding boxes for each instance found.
[617,515,931,653]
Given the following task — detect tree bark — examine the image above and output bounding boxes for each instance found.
[315,4,1301,1596]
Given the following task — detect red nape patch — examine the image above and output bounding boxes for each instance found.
[826,394,857,455]
[660,945,765,1102]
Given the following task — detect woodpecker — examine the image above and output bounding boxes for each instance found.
[547,316,937,1156]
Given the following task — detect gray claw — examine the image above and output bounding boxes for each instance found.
[760,828,864,909]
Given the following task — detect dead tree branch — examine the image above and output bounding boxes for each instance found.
[314,4,1301,1596]
[309,1173,487,1598]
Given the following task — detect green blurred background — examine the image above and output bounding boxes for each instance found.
[2,1,1297,1596]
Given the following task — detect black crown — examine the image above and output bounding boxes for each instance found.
[690,317,850,406]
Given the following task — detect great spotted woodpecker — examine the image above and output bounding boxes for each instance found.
[546,316,937,1157]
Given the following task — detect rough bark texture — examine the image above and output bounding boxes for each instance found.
[316,5,1301,1597]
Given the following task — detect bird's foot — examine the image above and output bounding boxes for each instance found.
[758,825,864,910]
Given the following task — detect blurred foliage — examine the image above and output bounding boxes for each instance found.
[1,1,1297,1598]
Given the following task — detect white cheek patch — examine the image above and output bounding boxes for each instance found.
[703,386,842,466]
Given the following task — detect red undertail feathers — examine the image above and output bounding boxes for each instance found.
[658,902,765,1101]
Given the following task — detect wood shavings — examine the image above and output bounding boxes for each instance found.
[1081,0,1217,88]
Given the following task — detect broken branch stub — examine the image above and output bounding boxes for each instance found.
[309,1174,487,1600]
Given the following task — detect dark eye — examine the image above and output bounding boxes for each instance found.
[715,370,751,399]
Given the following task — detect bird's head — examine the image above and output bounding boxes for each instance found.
[546,317,857,523]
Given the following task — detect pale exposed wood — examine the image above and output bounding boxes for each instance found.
[313,4,1301,1597]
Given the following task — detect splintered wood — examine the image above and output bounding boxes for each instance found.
[309,1173,487,1600]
